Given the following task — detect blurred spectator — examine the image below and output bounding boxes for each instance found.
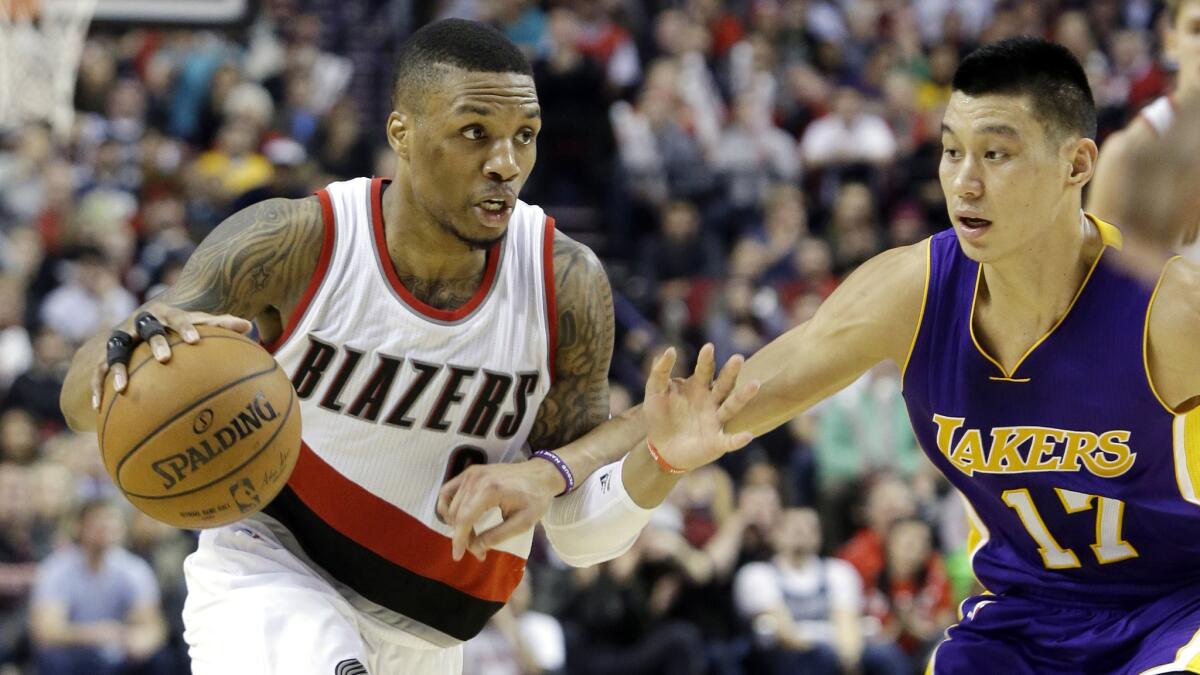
[735,507,908,675]
[828,182,883,272]
[0,463,37,667]
[839,476,918,593]
[3,328,72,428]
[800,87,897,170]
[192,120,274,206]
[866,518,955,670]
[29,500,170,675]
[0,410,38,466]
[637,200,724,304]
[810,363,923,497]
[712,95,800,211]
[562,534,707,675]
[310,98,374,180]
[0,122,55,228]
[463,577,565,675]
[39,248,137,345]
[0,277,32,393]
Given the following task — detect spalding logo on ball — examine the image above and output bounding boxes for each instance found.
[99,325,302,529]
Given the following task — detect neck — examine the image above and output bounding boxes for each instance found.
[381,177,489,284]
[978,208,1100,332]
[84,547,106,571]
[780,551,815,568]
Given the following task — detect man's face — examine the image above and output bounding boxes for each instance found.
[1168,1,1200,94]
[939,91,1082,263]
[774,508,821,557]
[80,505,126,552]
[398,68,540,248]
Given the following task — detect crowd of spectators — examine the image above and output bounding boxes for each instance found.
[0,0,1180,673]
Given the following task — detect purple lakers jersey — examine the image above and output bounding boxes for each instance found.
[902,215,1200,606]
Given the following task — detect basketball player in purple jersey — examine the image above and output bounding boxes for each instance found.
[1091,0,1200,264]
[454,36,1200,673]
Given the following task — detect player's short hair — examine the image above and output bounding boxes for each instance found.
[952,36,1097,141]
[391,19,533,113]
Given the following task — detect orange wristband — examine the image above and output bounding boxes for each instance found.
[646,440,686,474]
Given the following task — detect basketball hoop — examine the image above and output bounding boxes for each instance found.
[0,0,97,139]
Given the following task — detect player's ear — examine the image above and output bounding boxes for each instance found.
[386,111,410,161]
[1066,137,1098,187]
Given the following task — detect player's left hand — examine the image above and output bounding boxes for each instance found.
[437,458,563,562]
[643,343,759,472]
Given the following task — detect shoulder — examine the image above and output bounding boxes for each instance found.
[734,561,779,587]
[1099,120,1157,158]
[810,239,929,361]
[551,229,607,291]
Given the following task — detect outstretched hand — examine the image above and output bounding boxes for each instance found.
[643,343,759,472]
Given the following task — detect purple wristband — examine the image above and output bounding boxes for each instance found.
[531,450,575,497]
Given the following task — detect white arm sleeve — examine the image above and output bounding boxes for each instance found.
[540,455,655,567]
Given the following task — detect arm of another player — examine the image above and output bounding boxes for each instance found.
[60,196,325,432]
[1090,101,1200,283]
[1147,258,1200,412]
[721,239,929,439]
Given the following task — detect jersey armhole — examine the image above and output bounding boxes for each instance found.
[542,216,558,386]
[263,190,337,354]
[900,237,933,384]
[1142,255,1185,414]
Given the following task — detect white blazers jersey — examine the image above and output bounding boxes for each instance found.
[252,177,556,647]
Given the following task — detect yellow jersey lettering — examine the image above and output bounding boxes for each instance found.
[930,414,1134,479]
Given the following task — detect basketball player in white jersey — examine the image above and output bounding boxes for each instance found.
[1090,0,1200,261]
[59,19,757,675]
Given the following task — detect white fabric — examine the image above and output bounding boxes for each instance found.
[800,112,897,166]
[542,455,656,567]
[183,524,464,675]
[733,557,862,644]
[462,612,565,675]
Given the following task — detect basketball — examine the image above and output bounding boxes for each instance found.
[98,325,301,529]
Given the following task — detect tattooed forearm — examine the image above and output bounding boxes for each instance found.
[529,231,615,450]
[159,197,324,318]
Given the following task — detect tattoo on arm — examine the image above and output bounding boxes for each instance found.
[158,197,324,318]
[529,231,615,449]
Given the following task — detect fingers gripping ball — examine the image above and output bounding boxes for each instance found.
[98,326,301,529]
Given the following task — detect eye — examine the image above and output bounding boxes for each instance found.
[462,126,485,141]
[984,150,1008,160]
[516,128,536,145]
[942,147,962,159]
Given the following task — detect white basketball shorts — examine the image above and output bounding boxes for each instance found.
[182,523,463,675]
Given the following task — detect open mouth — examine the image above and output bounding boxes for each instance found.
[473,199,513,227]
[958,216,992,230]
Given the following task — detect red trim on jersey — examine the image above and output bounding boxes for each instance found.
[543,216,558,386]
[288,441,526,604]
[369,177,501,322]
[263,190,336,354]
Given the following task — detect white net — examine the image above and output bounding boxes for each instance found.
[0,0,97,138]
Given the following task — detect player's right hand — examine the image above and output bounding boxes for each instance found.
[90,302,252,410]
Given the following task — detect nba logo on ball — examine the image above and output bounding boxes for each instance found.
[99,326,302,529]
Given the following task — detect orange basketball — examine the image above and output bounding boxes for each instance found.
[98,325,301,529]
